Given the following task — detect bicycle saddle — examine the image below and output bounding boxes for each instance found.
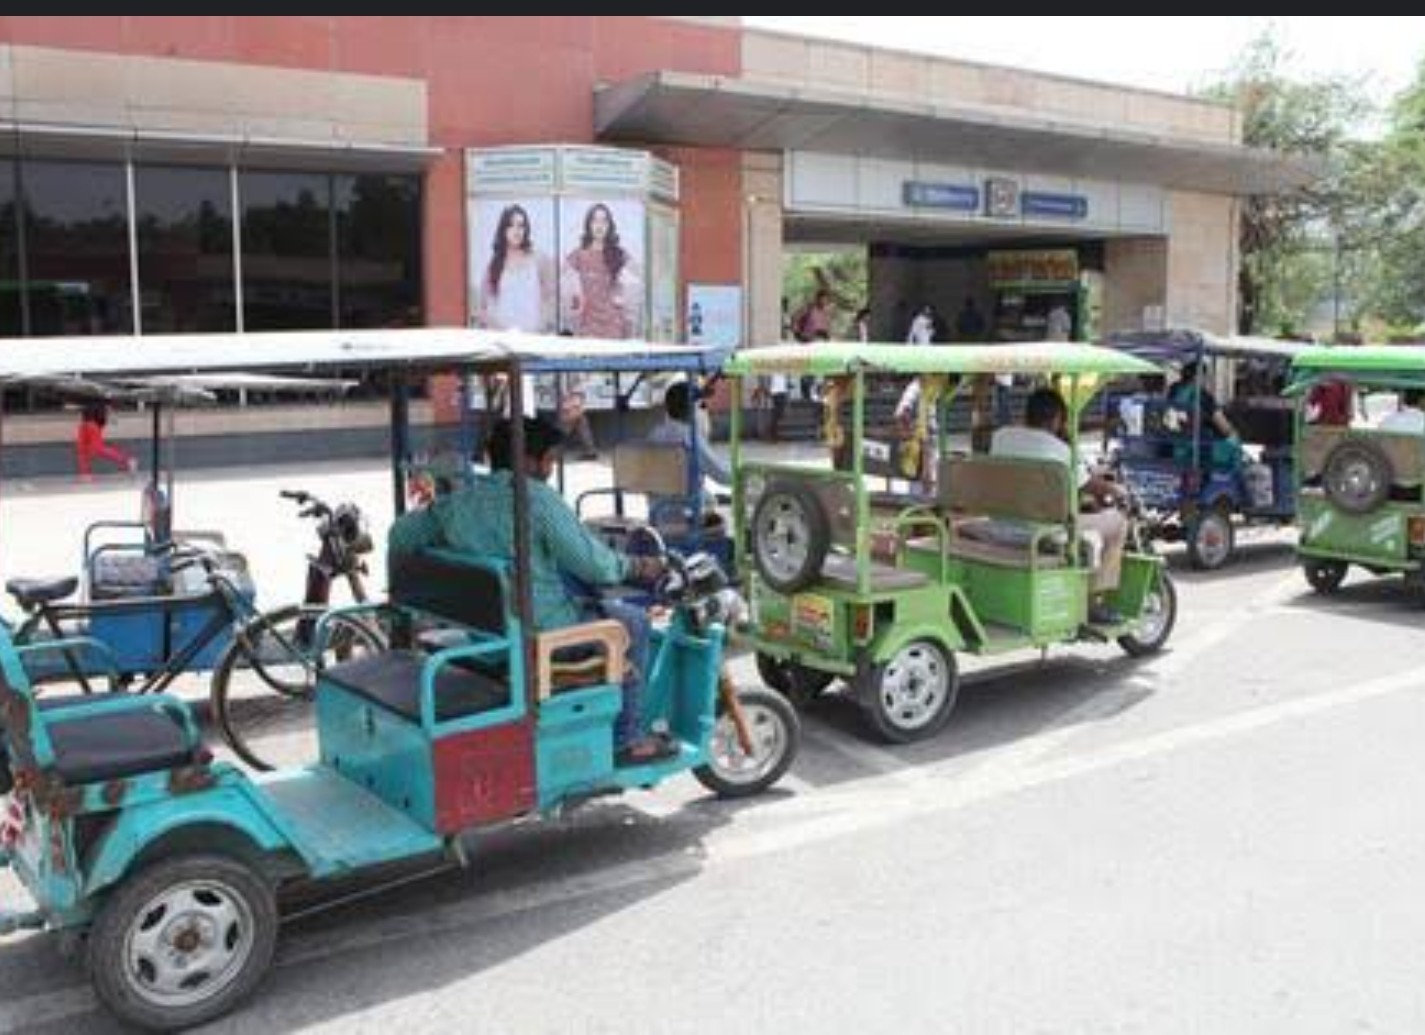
[6,576,79,609]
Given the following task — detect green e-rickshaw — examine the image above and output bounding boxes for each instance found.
[726,342,1178,743]
[1288,344,1425,597]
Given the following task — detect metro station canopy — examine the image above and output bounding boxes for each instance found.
[596,71,1319,196]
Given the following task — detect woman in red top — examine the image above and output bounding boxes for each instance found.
[75,401,137,481]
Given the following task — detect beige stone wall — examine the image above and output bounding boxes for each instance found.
[1165,190,1239,334]
[741,29,1237,146]
[0,43,426,145]
[742,151,785,348]
[1103,237,1169,334]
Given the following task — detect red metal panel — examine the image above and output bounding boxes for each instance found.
[432,721,535,833]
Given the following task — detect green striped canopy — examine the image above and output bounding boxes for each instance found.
[725,341,1161,378]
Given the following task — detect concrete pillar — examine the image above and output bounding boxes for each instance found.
[1165,190,1238,335]
[1103,237,1168,334]
[742,151,784,347]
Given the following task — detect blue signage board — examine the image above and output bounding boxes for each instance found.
[903,181,980,211]
[1021,191,1089,220]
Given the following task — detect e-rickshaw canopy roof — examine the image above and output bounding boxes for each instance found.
[1287,344,1425,392]
[0,328,723,384]
[1104,329,1310,364]
[725,341,1161,378]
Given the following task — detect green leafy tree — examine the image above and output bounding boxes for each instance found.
[1201,32,1374,335]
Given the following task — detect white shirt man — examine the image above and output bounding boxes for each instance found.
[1046,305,1072,342]
[988,388,1128,620]
[907,308,935,345]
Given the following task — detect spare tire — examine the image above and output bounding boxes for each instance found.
[751,481,830,594]
[1323,438,1393,515]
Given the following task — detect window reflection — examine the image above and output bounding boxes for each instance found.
[0,160,19,337]
[135,165,236,333]
[335,173,423,329]
[240,170,334,331]
[21,160,132,336]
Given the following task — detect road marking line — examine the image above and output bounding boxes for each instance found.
[3,664,1419,1030]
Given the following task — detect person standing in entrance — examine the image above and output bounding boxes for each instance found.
[853,306,872,343]
[792,290,834,401]
[954,296,986,341]
[75,401,137,482]
[1046,303,1073,341]
[906,304,936,345]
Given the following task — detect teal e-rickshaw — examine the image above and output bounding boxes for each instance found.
[726,342,1178,743]
[0,328,798,1031]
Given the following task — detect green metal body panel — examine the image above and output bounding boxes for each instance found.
[1296,495,1420,571]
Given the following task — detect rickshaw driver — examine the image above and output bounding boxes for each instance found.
[646,380,731,526]
[991,387,1130,624]
[1166,360,1244,469]
[388,415,676,764]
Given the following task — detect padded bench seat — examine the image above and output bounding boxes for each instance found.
[40,697,196,784]
[324,650,509,723]
[820,552,928,591]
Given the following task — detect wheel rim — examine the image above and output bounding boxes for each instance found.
[707,701,786,787]
[1132,584,1170,646]
[1194,514,1231,568]
[878,643,950,732]
[756,496,811,584]
[122,878,255,1009]
[1329,456,1381,510]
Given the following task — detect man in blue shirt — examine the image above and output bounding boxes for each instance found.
[389,416,672,763]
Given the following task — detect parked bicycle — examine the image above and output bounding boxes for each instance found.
[210,490,384,771]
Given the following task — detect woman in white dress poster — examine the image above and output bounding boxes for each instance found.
[476,203,555,332]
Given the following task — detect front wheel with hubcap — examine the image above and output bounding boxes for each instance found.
[1186,507,1234,570]
[1118,572,1178,657]
[87,852,278,1032]
[1303,558,1348,595]
[857,639,958,744]
[694,686,801,798]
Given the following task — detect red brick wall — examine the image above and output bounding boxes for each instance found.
[0,16,745,326]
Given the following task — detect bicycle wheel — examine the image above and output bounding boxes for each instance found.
[211,604,383,771]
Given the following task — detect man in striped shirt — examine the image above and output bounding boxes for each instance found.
[389,417,672,763]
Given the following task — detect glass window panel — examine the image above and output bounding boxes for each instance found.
[20,160,133,336]
[334,173,423,329]
[240,170,333,331]
[0,160,20,336]
[134,164,236,333]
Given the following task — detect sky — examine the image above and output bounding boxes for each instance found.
[745,17,1425,109]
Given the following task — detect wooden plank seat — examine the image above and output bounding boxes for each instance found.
[931,455,1075,571]
[820,552,928,591]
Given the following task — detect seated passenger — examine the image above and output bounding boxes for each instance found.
[990,388,1129,625]
[388,416,674,764]
[1378,388,1425,435]
[1166,361,1244,470]
[1305,377,1355,427]
[646,381,730,527]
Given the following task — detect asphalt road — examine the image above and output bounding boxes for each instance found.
[1,460,1422,1034]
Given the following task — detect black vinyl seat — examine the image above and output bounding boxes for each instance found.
[6,577,78,610]
[324,650,509,724]
[91,554,169,599]
[40,699,196,784]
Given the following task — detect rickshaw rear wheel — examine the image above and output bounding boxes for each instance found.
[1322,439,1392,515]
[1186,507,1234,571]
[87,852,277,1032]
[751,481,830,594]
[694,686,801,798]
[1303,559,1348,595]
[755,652,836,707]
[1118,573,1178,657]
[857,639,959,744]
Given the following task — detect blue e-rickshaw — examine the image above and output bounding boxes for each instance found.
[1104,329,1306,570]
[0,328,798,1031]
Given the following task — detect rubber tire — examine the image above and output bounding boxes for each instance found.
[1118,572,1179,658]
[1186,507,1235,571]
[693,686,801,799]
[211,605,384,771]
[750,481,831,595]
[87,852,278,1032]
[755,652,836,707]
[857,640,959,745]
[1303,559,1349,595]
[1322,438,1393,515]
